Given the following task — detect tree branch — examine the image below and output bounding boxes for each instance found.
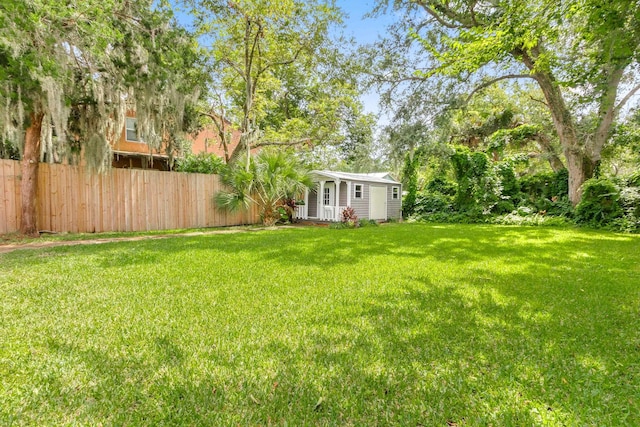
[258,40,307,77]
[253,138,311,148]
[219,57,246,81]
[528,95,549,108]
[465,74,535,103]
[413,0,477,28]
[591,66,625,159]
[615,82,640,113]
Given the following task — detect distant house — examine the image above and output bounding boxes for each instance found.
[296,171,402,222]
[189,122,242,162]
[111,114,171,170]
[111,114,243,170]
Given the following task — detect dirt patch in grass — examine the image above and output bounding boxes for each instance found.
[0,226,295,254]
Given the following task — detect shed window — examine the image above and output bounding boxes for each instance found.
[323,187,330,205]
[126,118,141,142]
[392,186,400,200]
[354,184,363,199]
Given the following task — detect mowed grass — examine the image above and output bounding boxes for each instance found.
[0,224,638,426]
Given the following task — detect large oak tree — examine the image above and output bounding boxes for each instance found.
[373,0,640,205]
[0,0,203,235]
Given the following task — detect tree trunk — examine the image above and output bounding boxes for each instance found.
[519,50,588,205]
[534,134,566,172]
[564,147,589,206]
[20,111,44,236]
[518,48,625,206]
[540,94,588,206]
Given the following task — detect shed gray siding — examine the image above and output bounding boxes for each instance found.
[339,181,348,206]
[350,182,370,219]
[387,184,402,219]
[308,190,318,217]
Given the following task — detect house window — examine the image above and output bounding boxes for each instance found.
[392,186,400,200]
[126,117,141,142]
[323,187,330,205]
[354,184,363,199]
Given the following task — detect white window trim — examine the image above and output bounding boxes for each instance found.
[354,183,363,199]
[392,186,400,200]
[125,117,141,142]
[323,187,330,205]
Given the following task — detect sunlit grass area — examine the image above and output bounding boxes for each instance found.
[1,224,638,425]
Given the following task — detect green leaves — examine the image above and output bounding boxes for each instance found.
[0,0,205,167]
[190,0,368,163]
[216,149,312,225]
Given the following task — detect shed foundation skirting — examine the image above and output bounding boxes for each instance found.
[296,205,347,221]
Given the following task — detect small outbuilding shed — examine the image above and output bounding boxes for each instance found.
[295,170,402,222]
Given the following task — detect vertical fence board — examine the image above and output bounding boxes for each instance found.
[60,165,69,233]
[1,161,260,234]
[151,170,160,230]
[11,161,20,232]
[76,167,85,233]
[113,169,122,232]
[0,161,7,234]
[14,161,21,231]
[0,162,6,234]
[178,174,186,229]
[99,171,107,232]
[37,163,47,232]
[86,171,94,233]
[104,170,112,232]
[143,170,151,231]
[50,164,60,231]
[123,169,133,231]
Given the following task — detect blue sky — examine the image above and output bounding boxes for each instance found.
[335,0,393,120]
[336,0,388,44]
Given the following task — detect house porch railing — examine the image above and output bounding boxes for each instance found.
[295,205,347,222]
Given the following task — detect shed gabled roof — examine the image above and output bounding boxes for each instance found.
[311,170,401,185]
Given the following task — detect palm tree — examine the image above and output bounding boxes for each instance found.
[216,149,313,226]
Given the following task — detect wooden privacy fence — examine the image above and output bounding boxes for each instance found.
[0,159,259,234]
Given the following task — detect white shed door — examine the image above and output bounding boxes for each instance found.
[369,186,387,220]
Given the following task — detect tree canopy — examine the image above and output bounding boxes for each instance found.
[370,0,640,205]
[188,0,373,169]
[0,0,204,234]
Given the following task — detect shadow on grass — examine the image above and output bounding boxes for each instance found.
[1,224,638,424]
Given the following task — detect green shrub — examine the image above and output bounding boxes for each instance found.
[450,148,501,213]
[611,185,640,233]
[411,209,490,224]
[495,162,521,202]
[553,168,570,197]
[519,169,568,201]
[546,196,574,217]
[628,170,640,187]
[175,153,226,174]
[401,152,421,217]
[329,221,348,229]
[425,176,457,196]
[492,200,515,215]
[414,193,454,216]
[358,219,379,227]
[575,178,622,227]
[493,213,573,227]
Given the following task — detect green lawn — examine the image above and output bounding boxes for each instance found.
[1,224,638,426]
